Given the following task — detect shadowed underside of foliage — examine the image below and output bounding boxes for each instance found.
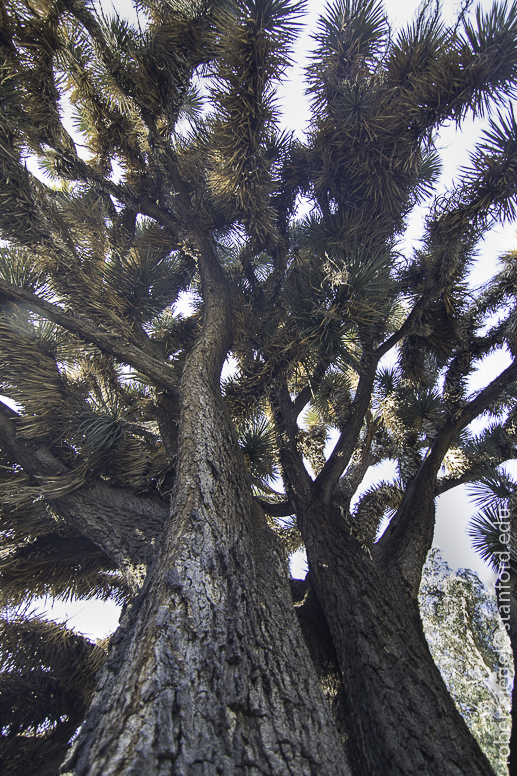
[0,612,106,775]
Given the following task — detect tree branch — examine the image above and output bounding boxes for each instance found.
[315,357,378,503]
[61,0,143,110]
[446,356,517,434]
[272,382,315,501]
[292,357,332,418]
[0,400,68,478]
[334,419,379,510]
[435,447,513,494]
[0,280,179,393]
[0,402,167,582]
[375,293,431,358]
[54,150,140,207]
[377,356,517,594]
[255,497,294,517]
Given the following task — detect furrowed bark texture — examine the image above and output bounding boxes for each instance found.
[54,484,168,590]
[64,254,350,775]
[290,578,350,757]
[297,498,496,776]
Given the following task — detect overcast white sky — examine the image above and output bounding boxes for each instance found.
[25,0,516,637]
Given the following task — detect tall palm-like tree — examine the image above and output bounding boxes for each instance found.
[0,0,516,774]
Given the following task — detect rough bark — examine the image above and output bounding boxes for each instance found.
[271,346,516,775]
[54,484,168,590]
[65,499,349,774]
[290,578,350,758]
[297,497,496,776]
[63,240,350,775]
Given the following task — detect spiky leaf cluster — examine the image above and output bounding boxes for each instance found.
[0,609,107,776]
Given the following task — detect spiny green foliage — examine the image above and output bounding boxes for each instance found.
[468,469,517,571]
[237,414,279,486]
[0,530,129,606]
[0,609,106,776]
[0,0,516,770]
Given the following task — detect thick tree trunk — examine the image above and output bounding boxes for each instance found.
[63,241,350,775]
[291,578,351,759]
[63,390,348,775]
[298,497,496,776]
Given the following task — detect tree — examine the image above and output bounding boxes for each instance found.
[0,0,516,773]
[468,471,517,773]
[419,548,513,776]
